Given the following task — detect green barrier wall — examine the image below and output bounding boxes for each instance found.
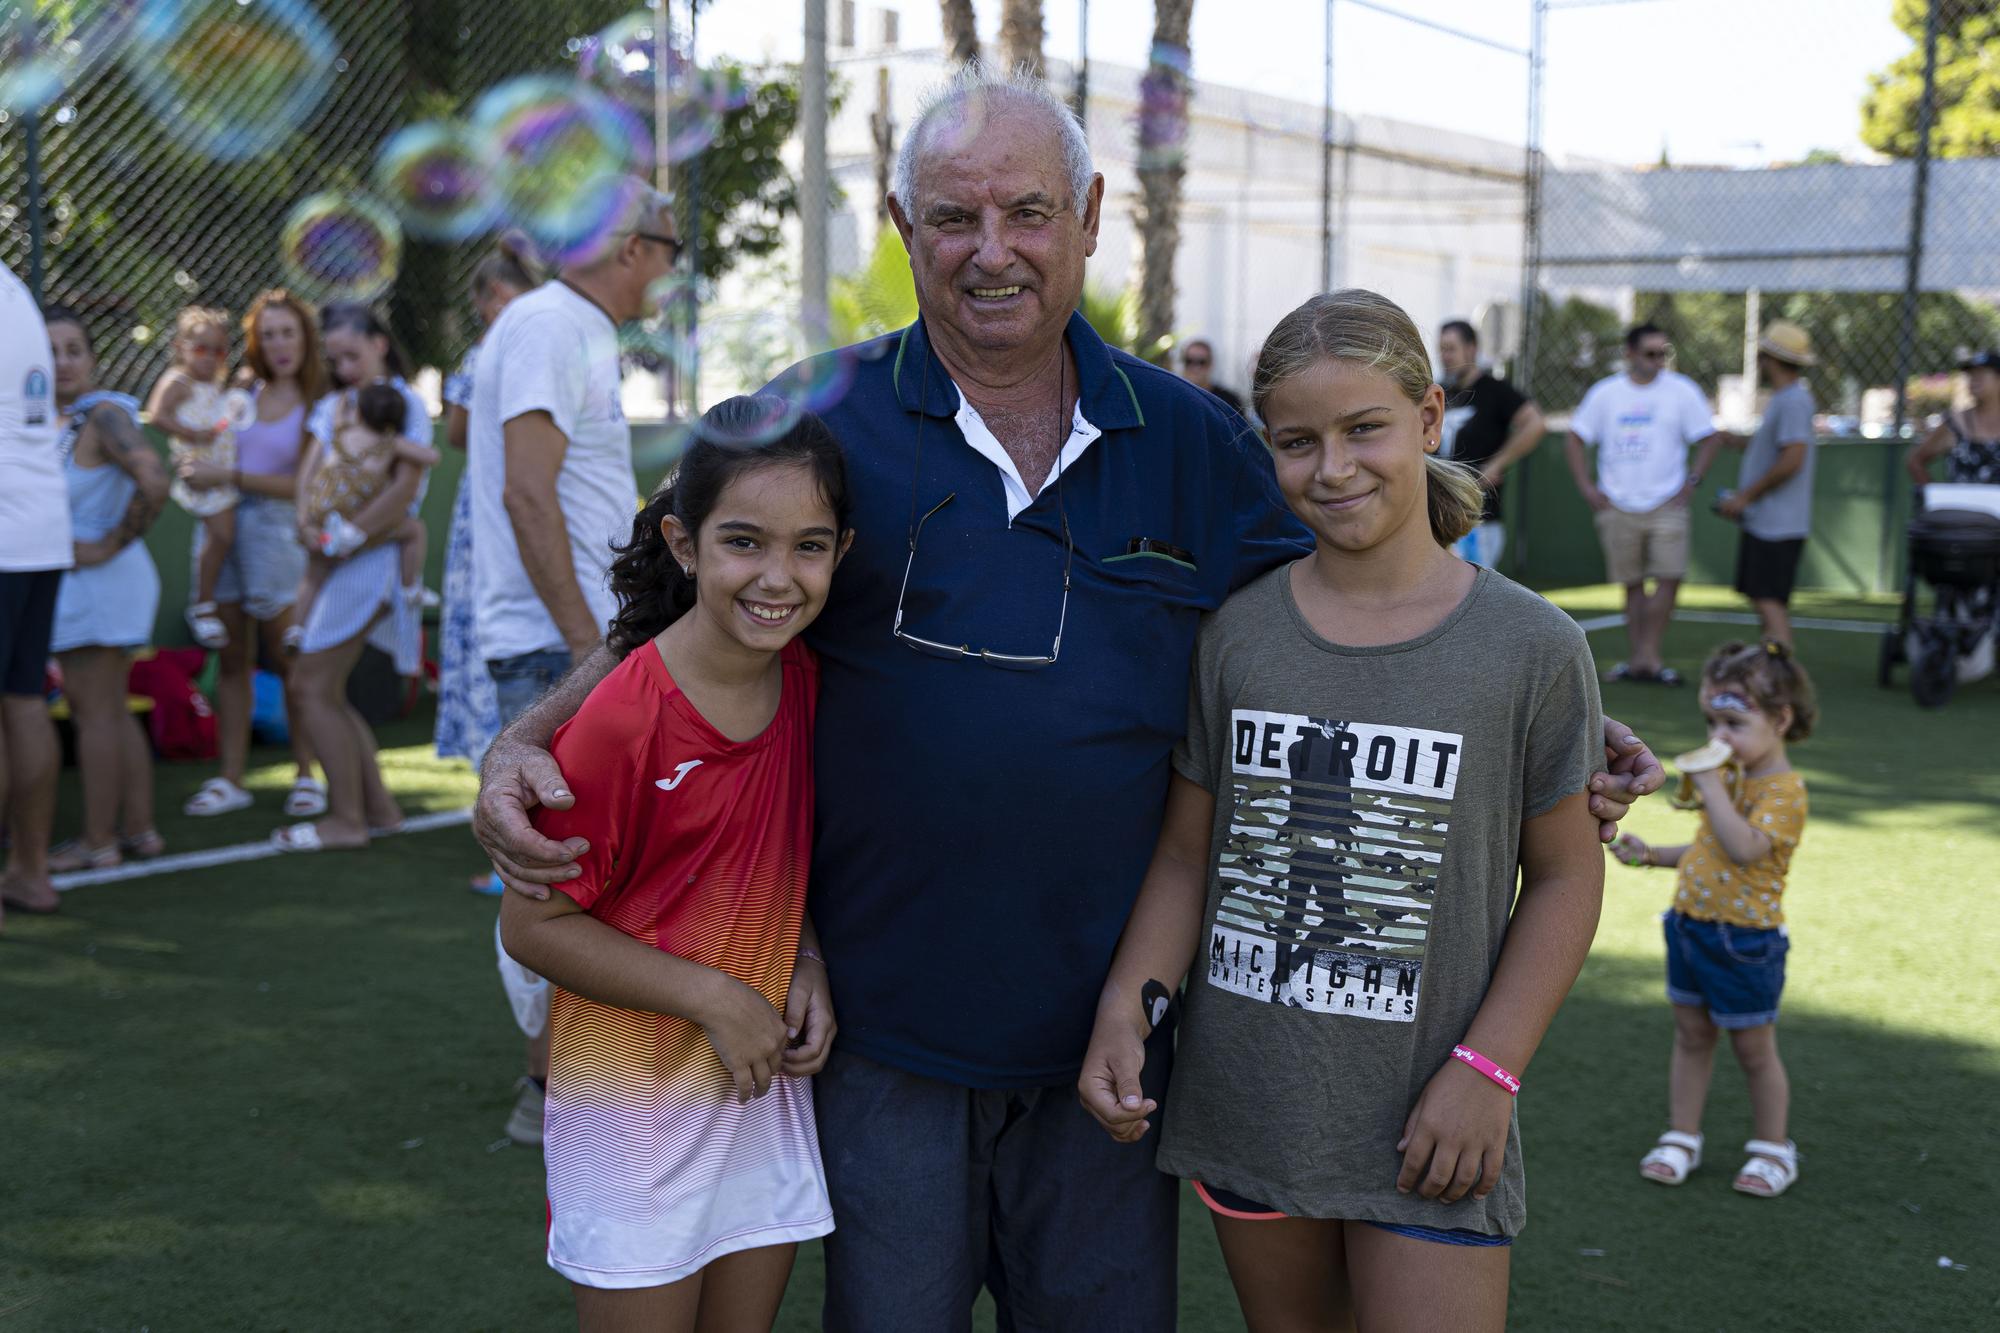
[135,426,1913,648]
[1495,434,1915,597]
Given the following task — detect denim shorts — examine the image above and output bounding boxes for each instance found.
[1193,1181,1512,1247]
[1664,910,1788,1029]
[485,648,572,727]
[194,492,306,621]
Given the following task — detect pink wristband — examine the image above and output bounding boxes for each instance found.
[1450,1045,1521,1096]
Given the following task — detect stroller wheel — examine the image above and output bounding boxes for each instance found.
[1877,630,1901,688]
[1911,643,1957,709]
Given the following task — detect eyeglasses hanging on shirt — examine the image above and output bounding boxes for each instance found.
[892,344,1074,670]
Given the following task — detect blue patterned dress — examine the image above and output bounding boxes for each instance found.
[433,347,501,765]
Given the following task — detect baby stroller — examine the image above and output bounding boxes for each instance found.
[1878,483,2000,708]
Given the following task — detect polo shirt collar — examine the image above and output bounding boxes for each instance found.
[890,310,1147,431]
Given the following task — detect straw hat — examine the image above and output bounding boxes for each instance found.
[1757,321,1816,367]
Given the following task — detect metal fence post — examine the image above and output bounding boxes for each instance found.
[25,111,45,302]
[1885,0,1941,589]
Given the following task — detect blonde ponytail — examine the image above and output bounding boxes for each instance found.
[1424,454,1485,546]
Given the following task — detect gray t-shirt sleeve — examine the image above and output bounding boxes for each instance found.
[1521,642,1607,820]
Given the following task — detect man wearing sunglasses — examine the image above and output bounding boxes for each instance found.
[465,179,679,1146]
[474,77,1664,1330]
[1565,323,1723,685]
[1178,336,1245,416]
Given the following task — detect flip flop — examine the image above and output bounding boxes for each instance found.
[0,878,61,913]
[121,831,168,860]
[1655,667,1686,686]
[1604,662,1657,684]
[49,839,123,873]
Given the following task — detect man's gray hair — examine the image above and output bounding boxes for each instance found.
[892,64,1094,217]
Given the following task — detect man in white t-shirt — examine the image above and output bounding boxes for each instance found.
[466,179,679,1144]
[0,265,75,923]
[1565,323,1722,684]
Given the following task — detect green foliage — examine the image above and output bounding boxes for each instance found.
[829,224,918,345]
[674,63,802,286]
[1861,0,2000,158]
[1525,291,1627,407]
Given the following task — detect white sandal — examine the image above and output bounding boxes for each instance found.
[186,601,229,649]
[283,777,328,817]
[281,624,305,656]
[1640,1130,1703,1185]
[1733,1139,1799,1197]
[184,776,253,817]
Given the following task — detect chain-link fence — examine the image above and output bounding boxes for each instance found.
[0,0,635,391]
[1523,0,2000,431]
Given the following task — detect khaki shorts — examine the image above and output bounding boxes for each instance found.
[1595,503,1689,585]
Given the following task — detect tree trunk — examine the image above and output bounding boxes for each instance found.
[940,0,981,67]
[1000,0,1045,77]
[1135,0,1195,363]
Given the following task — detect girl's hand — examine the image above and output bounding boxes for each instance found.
[1610,833,1650,868]
[1690,767,1730,801]
[71,538,114,568]
[1395,1058,1514,1203]
[1077,1002,1157,1143]
[694,972,790,1103]
[780,951,837,1077]
[178,457,231,489]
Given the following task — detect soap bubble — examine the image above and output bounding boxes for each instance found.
[643,292,862,449]
[471,75,653,263]
[373,120,501,242]
[577,11,748,164]
[280,192,403,304]
[127,0,338,161]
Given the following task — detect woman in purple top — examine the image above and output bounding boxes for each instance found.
[176,289,328,820]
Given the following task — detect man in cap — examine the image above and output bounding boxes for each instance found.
[1717,321,1818,646]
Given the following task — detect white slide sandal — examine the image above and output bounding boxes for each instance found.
[1640,1130,1704,1185]
[1733,1139,1799,1197]
[183,776,253,817]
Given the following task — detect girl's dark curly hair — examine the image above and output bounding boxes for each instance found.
[1702,640,1817,742]
[605,397,852,659]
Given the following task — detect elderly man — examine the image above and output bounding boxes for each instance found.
[477,71,1658,1329]
[467,181,680,1147]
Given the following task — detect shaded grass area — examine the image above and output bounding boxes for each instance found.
[5,592,1997,1328]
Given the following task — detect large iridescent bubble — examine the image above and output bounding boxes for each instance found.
[577,11,748,165]
[280,192,403,304]
[472,75,654,263]
[126,0,338,161]
[372,120,501,242]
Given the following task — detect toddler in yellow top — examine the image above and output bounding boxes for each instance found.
[1613,640,1816,1202]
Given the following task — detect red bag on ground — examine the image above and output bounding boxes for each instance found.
[127,649,218,760]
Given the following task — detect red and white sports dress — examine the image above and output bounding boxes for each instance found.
[533,638,831,1289]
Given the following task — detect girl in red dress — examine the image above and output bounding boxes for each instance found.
[501,397,853,1331]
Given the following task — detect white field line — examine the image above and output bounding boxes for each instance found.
[52,807,473,893]
[1574,609,1888,635]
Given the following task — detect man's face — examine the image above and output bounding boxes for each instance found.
[890,105,1101,359]
[615,208,681,323]
[1180,343,1214,389]
[1626,334,1670,384]
[1438,328,1475,384]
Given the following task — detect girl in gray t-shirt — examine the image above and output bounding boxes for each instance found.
[1080,289,1606,1331]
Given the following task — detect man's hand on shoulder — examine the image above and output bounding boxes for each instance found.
[476,735,588,899]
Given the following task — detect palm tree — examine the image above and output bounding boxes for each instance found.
[1135,0,1195,362]
[941,0,980,66]
[1000,0,1045,76]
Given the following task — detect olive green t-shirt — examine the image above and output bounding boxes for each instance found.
[1154,563,1604,1236]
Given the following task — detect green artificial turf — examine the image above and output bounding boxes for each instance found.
[3,591,1996,1329]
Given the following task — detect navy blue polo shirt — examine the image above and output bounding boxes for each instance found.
[785,313,1310,1088]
